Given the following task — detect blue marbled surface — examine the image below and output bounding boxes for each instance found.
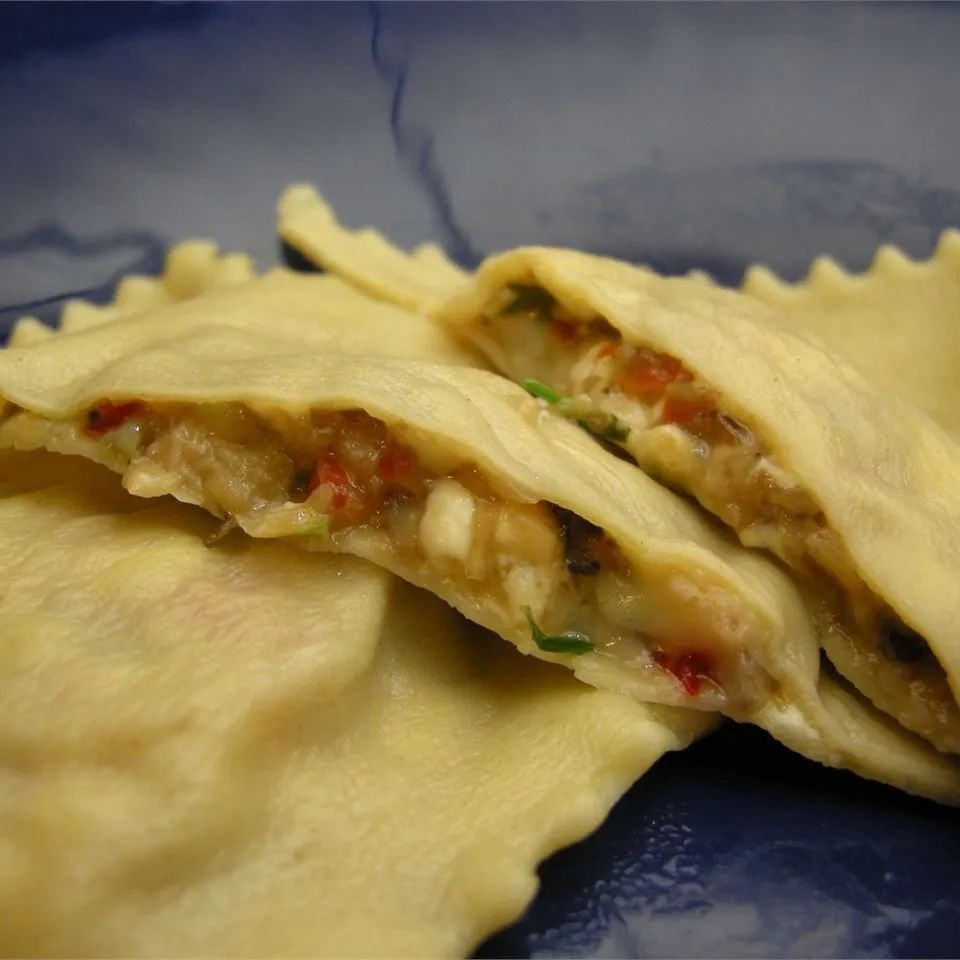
[2,4,958,956]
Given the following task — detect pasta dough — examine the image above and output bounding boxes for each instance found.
[10,239,256,346]
[278,184,467,313]
[0,451,710,957]
[435,250,960,755]
[0,318,956,802]
[275,186,960,774]
[0,253,716,956]
[739,233,960,433]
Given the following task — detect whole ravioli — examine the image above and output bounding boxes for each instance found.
[0,318,956,803]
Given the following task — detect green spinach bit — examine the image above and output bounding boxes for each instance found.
[522,378,568,406]
[521,605,593,655]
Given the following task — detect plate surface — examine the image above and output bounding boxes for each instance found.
[2,4,959,957]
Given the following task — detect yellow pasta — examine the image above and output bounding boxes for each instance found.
[740,232,960,433]
[0,315,955,802]
[0,451,710,957]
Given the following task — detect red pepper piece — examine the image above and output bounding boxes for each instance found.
[83,401,143,437]
[660,393,716,426]
[652,648,715,696]
[617,350,692,400]
[308,454,353,508]
[377,445,414,484]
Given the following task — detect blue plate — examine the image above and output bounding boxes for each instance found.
[2,4,958,956]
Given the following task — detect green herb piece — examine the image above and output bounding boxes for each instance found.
[522,378,568,406]
[521,606,593,655]
[500,284,555,320]
[523,380,628,445]
[298,516,331,536]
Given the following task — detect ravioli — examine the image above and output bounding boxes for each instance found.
[0,319,957,804]
[435,247,960,759]
[278,184,467,313]
[9,239,256,346]
[275,187,960,764]
[738,233,960,433]
[0,448,715,958]
[0,253,717,956]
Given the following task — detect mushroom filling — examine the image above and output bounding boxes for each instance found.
[55,397,784,710]
[480,283,959,751]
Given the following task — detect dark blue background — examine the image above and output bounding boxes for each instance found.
[2,4,958,956]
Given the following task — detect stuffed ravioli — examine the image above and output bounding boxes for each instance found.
[435,247,960,758]
[0,248,709,955]
[0,320,957,803]
[277,185,960,762]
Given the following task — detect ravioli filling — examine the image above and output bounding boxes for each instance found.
[479,283,960,753]
[0,397,792,712]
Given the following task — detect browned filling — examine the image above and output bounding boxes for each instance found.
[49,397,785,710]
[482,283,959,751]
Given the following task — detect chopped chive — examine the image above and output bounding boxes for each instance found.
[521,605,593,655]
[522,378,568,406]
[501,284,555,320]
[523,379,628,444]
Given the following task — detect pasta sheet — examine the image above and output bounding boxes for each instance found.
[0,322,956,802]
[0,452,710,957]
[0,253,713,956]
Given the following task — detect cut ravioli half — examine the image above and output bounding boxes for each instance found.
[0,239,713,956]
[273,190,960,763]
[0,451,712,957]
[0,327,957,803]
[436,247,960,758]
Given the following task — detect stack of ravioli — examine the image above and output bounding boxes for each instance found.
[1,185,958,957]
